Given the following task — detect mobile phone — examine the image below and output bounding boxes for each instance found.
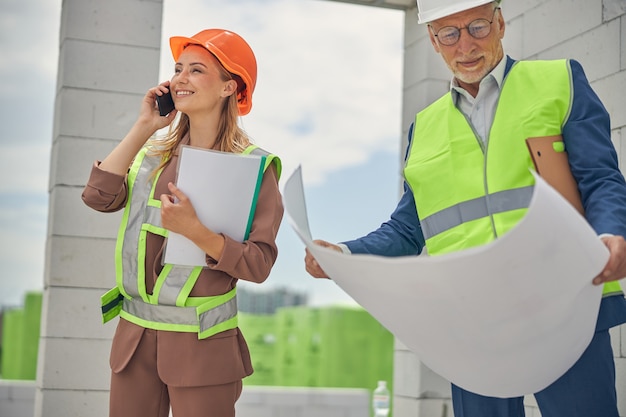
[156,90,175,116]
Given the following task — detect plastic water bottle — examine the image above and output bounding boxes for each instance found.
[372,380,390,416]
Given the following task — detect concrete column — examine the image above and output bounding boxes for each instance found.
[392,6,455,417]
[35,1,163,416]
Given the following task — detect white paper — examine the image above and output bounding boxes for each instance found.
[163,146,264,266]
[283,167,608,398]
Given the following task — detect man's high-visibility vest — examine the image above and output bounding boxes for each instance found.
[404,59,622,297]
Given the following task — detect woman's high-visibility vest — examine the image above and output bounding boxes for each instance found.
[404,59,622,297]
[101,145,281,338]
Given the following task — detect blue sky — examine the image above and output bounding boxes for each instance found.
[0,0,406,308]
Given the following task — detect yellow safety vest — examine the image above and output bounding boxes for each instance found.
[101,145,281,338]
[404,59,622,297]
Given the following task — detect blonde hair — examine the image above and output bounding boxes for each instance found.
[146,62,251,173]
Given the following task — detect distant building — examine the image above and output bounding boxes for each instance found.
[237,287,308,314]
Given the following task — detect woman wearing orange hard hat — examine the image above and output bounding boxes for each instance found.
[82,28,283,417]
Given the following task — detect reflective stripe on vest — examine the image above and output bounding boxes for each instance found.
[121,288,238,339]
[421,186,534,240]
[404,59,622,297]
[101,145,282,337]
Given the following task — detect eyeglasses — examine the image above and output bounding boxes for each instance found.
[431,8,500,46]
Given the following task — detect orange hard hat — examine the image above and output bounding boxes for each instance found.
[170,29,257,115]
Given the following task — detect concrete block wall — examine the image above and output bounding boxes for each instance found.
[1,383,368,417]
[0,380,35,417]
[399,1,626,416]
[236,386,370,417]
[35,0,163,416]
[392,340,452,417]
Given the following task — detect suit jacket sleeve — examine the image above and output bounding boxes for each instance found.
[342,124,426,256]
[564,59,626,236]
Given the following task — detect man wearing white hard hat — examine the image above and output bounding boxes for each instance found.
[305,1,626,416]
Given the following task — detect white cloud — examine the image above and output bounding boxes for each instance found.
[0,0,61,87]
[0,144,51,194]
[0,183,48,306]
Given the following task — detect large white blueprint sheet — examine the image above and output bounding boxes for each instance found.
[282,166,607,398]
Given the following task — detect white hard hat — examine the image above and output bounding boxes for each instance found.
[417,0,501,24]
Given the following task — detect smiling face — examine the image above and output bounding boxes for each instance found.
[428,2,505,97]
[170,45,237,117]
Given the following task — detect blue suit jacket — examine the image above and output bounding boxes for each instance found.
[343,56,626,330]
